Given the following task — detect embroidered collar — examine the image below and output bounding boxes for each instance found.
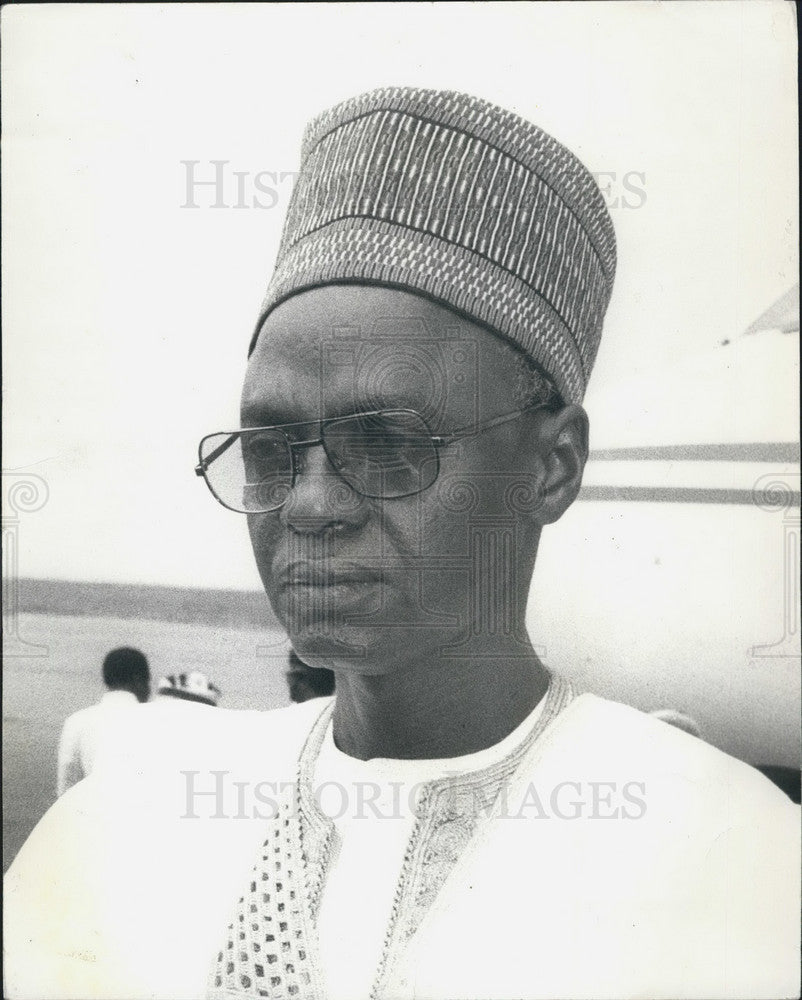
[209,674,575,1000]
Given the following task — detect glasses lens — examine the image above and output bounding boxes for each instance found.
[323,410,439,498]
[199,429,292,512]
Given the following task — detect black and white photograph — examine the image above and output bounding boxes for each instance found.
[2,3,800,998]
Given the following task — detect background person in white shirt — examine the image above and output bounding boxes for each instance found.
[155,671,222,708]
[55,646,150,796]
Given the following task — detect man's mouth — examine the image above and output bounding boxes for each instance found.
[277,562,383,591]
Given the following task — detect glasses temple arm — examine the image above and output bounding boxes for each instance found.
[432,403,547,446]
[195,432,240,475]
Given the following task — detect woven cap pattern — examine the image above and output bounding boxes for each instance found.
[253,87,616,403]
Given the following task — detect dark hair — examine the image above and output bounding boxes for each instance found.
[287,650,335,700]
[510,350,563,412]
[102,647,150,691]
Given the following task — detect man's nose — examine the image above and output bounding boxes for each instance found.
[280,442,368,535]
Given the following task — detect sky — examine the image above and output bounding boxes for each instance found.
[2,1,798,590]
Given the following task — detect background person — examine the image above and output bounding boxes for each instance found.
[286,649,335,704]
[56,646,150,796]
[155,671,221,707]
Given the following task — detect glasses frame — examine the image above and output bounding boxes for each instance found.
[195,403,547,513]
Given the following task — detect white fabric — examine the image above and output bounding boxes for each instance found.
[151,694,216,709]
[314,698,546,1000]
[6,692,800,999]
[389,696,802,999]
[56,690,140,796]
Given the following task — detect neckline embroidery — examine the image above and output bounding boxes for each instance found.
[208,674,574,999]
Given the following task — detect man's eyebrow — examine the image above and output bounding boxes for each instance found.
[240,395,427,427]
[240,399,307,427]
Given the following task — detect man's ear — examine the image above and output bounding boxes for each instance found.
[531,404,589,524]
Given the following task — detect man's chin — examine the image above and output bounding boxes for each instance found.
[286,626,412,675]
[268,585,447,672]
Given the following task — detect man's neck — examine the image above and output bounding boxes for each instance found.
[331,646,549,761]
[102,688,137,702]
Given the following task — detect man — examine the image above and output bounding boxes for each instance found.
[286,649,335,704]
[6,87,799,999]
[156,671,222,707]
[56,646,150,796]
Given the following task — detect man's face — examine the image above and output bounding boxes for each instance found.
[242,285,553,674]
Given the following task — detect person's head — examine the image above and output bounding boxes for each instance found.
[197,88,615,675]
[156,671,221,706]
[102,647,150,702]
[242,286,591,673]
[286,649,336,703]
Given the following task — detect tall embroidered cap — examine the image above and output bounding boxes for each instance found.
[251,87,616,404]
